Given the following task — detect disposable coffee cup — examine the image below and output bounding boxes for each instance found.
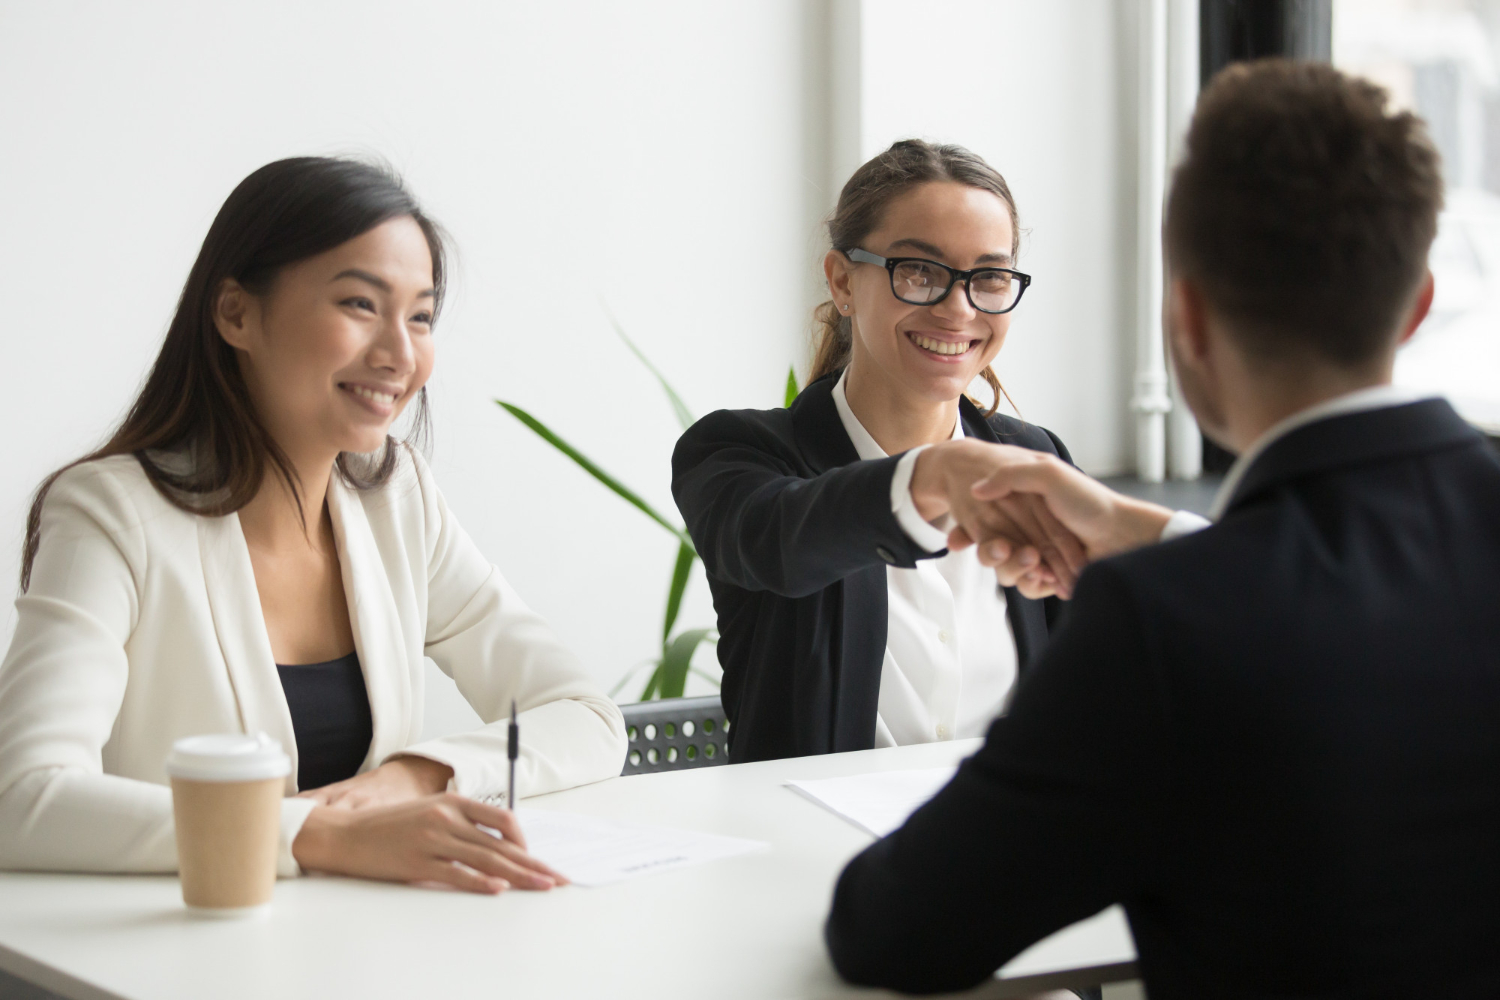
[166,733,290,918]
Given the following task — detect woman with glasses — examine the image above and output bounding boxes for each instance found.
[672,140,1080,765]
[0,157,626,892]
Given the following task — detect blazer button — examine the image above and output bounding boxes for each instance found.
[875,546,896,564]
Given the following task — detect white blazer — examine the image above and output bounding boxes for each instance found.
[0,447,627,876]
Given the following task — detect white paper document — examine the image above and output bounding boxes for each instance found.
[516,808,768,887]
[785,766,958,838]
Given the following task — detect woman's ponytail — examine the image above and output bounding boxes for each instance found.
[808,300,852,384]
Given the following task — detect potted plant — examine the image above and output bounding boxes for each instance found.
[497,309,798,701]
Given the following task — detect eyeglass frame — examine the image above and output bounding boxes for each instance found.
[841,247,1032,315]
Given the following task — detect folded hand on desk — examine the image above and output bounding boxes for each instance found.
[297,755,453,809]
[292,794,567,894]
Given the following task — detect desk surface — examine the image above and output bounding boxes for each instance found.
[0,741,1136,1000]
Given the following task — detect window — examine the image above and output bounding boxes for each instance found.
[1336,0,1500,430]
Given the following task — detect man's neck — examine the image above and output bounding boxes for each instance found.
[842,362,959,456]
[1220,356,1395,455]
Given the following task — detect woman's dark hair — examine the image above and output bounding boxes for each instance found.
[809,139,1021,416]
[21,156,447,590]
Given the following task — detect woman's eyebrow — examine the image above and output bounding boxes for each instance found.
[886,237,947,259]
[886,238,1011,267]
[331,268,436,298]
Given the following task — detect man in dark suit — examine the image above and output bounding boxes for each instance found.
[825,60,1500,999]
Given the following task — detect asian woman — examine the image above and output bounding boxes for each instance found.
[0,157,626,894]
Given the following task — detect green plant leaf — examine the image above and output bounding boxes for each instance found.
[662,541,696,643]
[784,365,800,408]
[496,400,694,547]
[638,662,662,701]
[600,301,696,431]
[608,658,657,699]
[688,666,722,687]
[658,627,715,700]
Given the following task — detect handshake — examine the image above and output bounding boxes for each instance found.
[908,440,1176,600]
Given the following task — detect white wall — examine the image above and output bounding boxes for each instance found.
[856,0,1137,475]
[0,1,1140,735]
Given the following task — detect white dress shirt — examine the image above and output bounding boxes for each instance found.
[832,373,1019,747]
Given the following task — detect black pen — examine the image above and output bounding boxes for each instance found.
[507,699,519,811]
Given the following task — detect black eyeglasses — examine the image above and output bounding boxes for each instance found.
[843,247,1031,315]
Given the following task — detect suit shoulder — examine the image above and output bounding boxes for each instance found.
[674,405,798,468]
[36,456,190,574]
[46,455,174,523]
[981,412,1068,459]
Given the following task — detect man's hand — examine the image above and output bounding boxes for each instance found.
[909,441,1176,600]
[963,448,1174,564]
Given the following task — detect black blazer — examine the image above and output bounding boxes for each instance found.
[671,372,1072,763]
[825,399,1500,999]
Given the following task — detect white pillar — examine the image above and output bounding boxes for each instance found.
[1165,0,1202,480]
[1132,0,1171,483]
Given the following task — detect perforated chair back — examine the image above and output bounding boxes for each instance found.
[619,695,730,774]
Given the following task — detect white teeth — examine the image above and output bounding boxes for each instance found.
[910,333,973,356]
[348,385,398,404]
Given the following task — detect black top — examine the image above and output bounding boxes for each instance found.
[276,650,374,791]
[671,372,1072,763]
[825,399,1500,999]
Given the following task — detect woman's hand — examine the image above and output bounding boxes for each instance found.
[910,441,1088,596]
[947,491,1079,600]
[292,794,566,894]
[297,755,454,809]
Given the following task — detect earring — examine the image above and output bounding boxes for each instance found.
[841,304,850,313]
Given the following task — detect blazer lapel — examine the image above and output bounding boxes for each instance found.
[197,513,299,793]
[790,374,862,475]
[959,397,1050,673]
[326,477,412,770]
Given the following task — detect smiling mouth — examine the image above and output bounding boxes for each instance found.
[341,384,400,405]
[907,332,979,357]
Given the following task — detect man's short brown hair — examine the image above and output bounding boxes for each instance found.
[1165,59,1444,366]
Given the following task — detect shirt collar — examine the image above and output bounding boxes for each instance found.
[831,369,963,462]
[1208,383,1439,520]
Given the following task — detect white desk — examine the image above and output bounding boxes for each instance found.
[0,741,1136,999]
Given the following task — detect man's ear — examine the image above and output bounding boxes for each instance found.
[213,279,256,351]
[1396,270,1435,347]
[823,249,855,310]
[1166,275,1210,366]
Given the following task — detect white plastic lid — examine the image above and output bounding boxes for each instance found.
[165,733,291,783]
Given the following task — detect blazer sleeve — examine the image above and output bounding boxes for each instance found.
[395,452,627,801]
[672,408,935,598]
[825,562,1172,993]
[0,463,316,875]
